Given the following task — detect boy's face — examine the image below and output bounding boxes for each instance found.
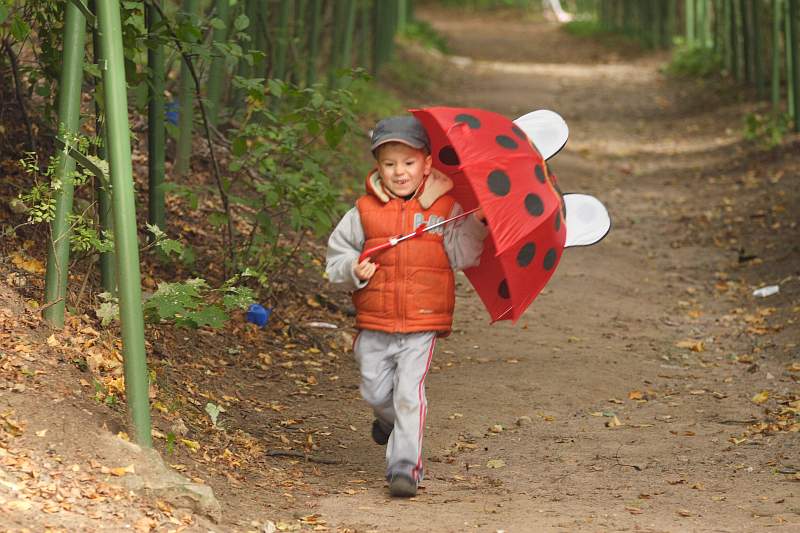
[376,142,432,198]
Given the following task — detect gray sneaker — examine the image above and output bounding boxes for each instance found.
[388,472,417,497]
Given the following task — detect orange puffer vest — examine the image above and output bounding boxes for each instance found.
[353,170,456,334]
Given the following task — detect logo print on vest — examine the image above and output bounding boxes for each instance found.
[413,213,445,235]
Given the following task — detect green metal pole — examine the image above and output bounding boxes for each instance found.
[252,0,267,78]
[341,0,357,70]
[329,0,345,86]
[43,1,87,328]
[294,0,308,84]
[96,0,153,447]
[175,0,199,177]
[790,0,800,129]
[92,17,116,295]
[753,0,765,97]
[741,0,753,83]
[698,0,707,46]
[773,0,783,109]
[306,0,322,85]
[787,0,796,118]
[398,0,407,33]
[206,0,230,126]
[273,0,292,80]
[356,0,370,68]
[667,0,677,47]
[147,0,166,231]
[731,0,741,80]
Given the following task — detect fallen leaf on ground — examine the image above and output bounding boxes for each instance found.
[486,459,506,469]
[676,340,705,352]
[751,391,770,404]
[10,252,45,274]
[181,439,200,452]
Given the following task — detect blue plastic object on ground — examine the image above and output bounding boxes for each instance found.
[246,304,271,327]
[165,101,179,125]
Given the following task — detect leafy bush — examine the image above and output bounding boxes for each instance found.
[219,72,368,281]
[16,133,114,255]
[743,112,791,149]
[143,278,254,329]
[401,20,449,53]
[665,45,722,78]
[562,20,606,38]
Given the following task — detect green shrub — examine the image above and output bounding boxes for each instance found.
[665,45,722,78]
[401,20,449,53]
[562,20,606,38]
[743,112,791,149]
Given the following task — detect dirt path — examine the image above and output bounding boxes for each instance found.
[235,9,798,533]
[3,8,797,533]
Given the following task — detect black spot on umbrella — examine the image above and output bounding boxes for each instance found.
[555,212,561,232]
[495,135,518,149]
[439,146,460,166]
[524,193,544,216]
[552,180,566,217]
[455,113,481,129]
[534,164,546,184]
[488,170,511,196]
[543,248,557,271]
[498,279,510,299]
[511,125,527,141]
[517,242,536,267]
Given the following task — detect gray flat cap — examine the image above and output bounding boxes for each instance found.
[370,116,431,154]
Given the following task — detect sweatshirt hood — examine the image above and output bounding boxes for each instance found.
[365,168,453,209]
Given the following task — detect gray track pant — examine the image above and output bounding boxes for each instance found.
[354,330,437,481]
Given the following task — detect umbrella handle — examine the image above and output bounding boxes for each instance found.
[358,240,396,263]
[357,207,481,263]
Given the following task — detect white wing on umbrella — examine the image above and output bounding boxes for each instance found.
[563,194,610,247]
[512,109,569,160]
[514,109,610,248]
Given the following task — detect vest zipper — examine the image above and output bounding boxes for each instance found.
[398,201,406,332]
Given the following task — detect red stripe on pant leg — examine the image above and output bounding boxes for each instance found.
[413,337,436,481]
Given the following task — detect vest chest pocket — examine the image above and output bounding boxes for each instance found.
[407,267,455,318]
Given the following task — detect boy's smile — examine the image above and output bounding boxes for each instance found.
[376,143,433,198]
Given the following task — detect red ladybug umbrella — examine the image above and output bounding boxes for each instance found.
[411,107,567,323]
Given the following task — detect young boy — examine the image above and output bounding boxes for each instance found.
[326,115,488,497]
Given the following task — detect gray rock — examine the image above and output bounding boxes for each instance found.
[515,416,533,426]
[99,434,221,523]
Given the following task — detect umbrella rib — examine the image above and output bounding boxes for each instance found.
[491,306,513,323]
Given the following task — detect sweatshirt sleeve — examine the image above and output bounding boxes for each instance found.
[443,202,489,271]
[326,207,368,291]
